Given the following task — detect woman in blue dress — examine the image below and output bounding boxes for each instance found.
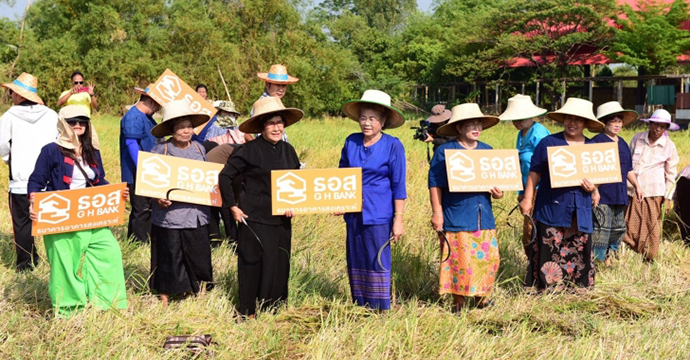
[337,90,407,311]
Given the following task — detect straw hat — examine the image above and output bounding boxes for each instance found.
[499,94,547,121]
[427,104,452,124]
[257,64,299,85]
[436,103,499,136]
[546,98,605,132]
[341,89,405,129]
[151,100,210,137]
[239,97,303,134]
[640,109,680,131]
[1,73,44,105]
[595,101,637,129]
[213,99,241,117]
[134,84,162,104]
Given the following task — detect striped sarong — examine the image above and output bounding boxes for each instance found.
[346,216,391,310]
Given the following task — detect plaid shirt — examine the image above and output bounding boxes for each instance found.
[629,131,679,200]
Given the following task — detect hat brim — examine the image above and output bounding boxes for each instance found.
[257,73,299,85]
[134,86,162,105]
[436,116,500,137]
[151,114,210,137]
[640,118,681,131]
[238,108,304,134]
[216,108,241,117]
[499,109,547,121]
[547,112,605,132]
[593,110,638,132]
[1,83,44,105]
[341,100,406,129]
[427,109,452,124]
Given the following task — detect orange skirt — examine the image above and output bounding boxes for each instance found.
[439,229,500,297]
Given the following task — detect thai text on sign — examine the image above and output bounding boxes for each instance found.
[547,142,621,188]
[444,149,523,192]
[146,69,217,134]
[271,168,362,215]
[32,183,127,236]
[135,152,223,207]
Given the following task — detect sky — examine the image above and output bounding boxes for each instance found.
[1,0,435,20]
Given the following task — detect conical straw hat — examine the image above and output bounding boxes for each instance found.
[239,97,303,133]
[257,64,299,85]
[437,103,499,136]
[499,94,547,121]
[594,101,638,130]
[341,89,405,129]
[546,97,604,132]
[151,100,210,137]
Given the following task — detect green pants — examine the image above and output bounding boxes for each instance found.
[44,227,128,317]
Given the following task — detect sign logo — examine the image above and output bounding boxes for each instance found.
[141,156,171,188]
[156,75,182,101]
[38,193,71,224]
[448,151,476,182]
[271,168,362,215]
[444,149,523,192]
[550,148,577,178]
[276,172,307,204]
[547,143,622,188]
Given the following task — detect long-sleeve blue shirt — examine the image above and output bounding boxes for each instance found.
[428,140,496,231]
[516,122,550,195]
[28,143,108,194]
[339,133,406,226]
[530,132,593,233]
[119,106,158,184]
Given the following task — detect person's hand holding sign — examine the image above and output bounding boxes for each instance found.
[157,198,172,209]
[123,186,130,201]
[284,209,295,218]
[29,192,37,222]
[581,178,599,207]
[489,186,503,200]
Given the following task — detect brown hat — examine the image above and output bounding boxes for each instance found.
[427,104,452,124]
[239,97,303,133]
[437,103,499,136]
[1,73,44,105]
[257,64,299,85]
[151,100,210,137]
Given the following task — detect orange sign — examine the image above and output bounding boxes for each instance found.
[444,149,523,192]
[547,142,621,188]
[147,69,217,134]
[135,152,223,207]
[32,183,127,236]
[271,168,362,215]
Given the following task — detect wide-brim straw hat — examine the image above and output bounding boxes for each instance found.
[546,97,605,132]
[436,103,499,136]
[594,101,638,130]
[151,99,210,137]
[640,109,680,131]
[1,72,44,105]
[427,104,452,123]
[239,97,303,133]
[213,100,241,117]
[134,84,162,105]
[499,94,547,121]
[341,89,405,129]
[257,64,299,85]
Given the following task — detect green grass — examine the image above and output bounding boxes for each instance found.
[0,115,689,358]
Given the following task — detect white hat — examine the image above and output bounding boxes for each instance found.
[436,103,499,136]
[595,101,637,129]
[151,100,210,137]
[640,109,680,131]
[546,98,604,132]
[499,94,547,121]
[341,89,405,129]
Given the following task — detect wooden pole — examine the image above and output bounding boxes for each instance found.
[217,65,232,101]
[535,81,540,106]
[8,0,32,78]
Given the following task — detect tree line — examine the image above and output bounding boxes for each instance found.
[1,0,689,115]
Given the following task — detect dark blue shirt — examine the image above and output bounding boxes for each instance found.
[339,133,407,226]
[428,140,496,231]
[591,133,633,206]
[119,107,158,184]
[530,132,593,233]
[28,143,108,194]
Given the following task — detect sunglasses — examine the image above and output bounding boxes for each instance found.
[73,81,84,85]
[66,119,89,126]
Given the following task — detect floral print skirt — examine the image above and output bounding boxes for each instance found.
[439,229,499,297]
[525,220,595,290]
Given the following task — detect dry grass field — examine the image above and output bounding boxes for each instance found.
[0,113,689,358]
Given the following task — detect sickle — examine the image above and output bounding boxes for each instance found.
[438,230,452,263]
[507,204,538,250]
[165,187,192,201]
[240,218,265,251]
[376,236,395,271]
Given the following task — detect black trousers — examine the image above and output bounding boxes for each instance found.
[237,220,291,316]
[150,224,213,295]
[676,177,690,245]
[208,205,237,241]
[127,183,152,243]
[8,192,39,271]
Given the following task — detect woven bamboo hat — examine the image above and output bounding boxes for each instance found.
[341,89,405,129]
[151,100,210,137]
[594,101,638,131]
[1,73,44,105]
[437,103,499,136]
[257,64,299,85]
[239,97,303,133]
[499,94,547,121]
[546,98,605,132]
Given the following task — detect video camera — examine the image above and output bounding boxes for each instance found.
[411,120,431,142]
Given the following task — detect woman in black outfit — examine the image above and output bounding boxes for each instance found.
[218,96,303,318]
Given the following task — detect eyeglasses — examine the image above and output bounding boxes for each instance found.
[66,119,89,126]
[463,122,483,130]
[73,81,84,85]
